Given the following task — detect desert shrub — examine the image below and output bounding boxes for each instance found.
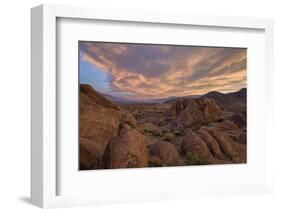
[149,156,163,167]
[185,153,208,165]
[162,132,174,141]
[191,122,203,131]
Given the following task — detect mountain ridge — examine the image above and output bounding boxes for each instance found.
[85,84,246,109]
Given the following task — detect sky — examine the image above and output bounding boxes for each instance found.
[79,41,246,101]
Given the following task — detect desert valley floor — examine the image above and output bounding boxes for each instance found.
[79,84,247,170]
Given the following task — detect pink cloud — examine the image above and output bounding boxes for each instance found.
[80,42,246,100]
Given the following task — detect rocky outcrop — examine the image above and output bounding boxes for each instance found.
[206,128,246,163]
[79,85,122,169]
[180,125,246,164]
[119,109,138,130]
[197,127,225,160]
[208,120,239,131]
[80,141,96,170]
[103,129,149,169]
[170,98,223,128]
[80,137,110,169]
[181,129,214,164]
[80,84,247,169]
[149,141,183,166]
[80,84,140,170]
[139,122,159,136]
[230,113,247,128]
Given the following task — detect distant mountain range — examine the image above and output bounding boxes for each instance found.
[101,93,180,105]
[202,88,246,112]
[102,88,246,106]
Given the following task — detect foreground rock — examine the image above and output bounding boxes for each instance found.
[197,127,225,160]
[79,84,139,169]
[230,113,247,128]
[180,125,246,164]
[149,141,184,166]
[205,127,246,163]
[181,129,214,164]
[80,84,247,169]
[79,137,105,169]
[103,129,149,169]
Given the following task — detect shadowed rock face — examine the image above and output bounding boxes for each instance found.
[149,141,184,166]
[80,84,121,169]
[80,84,247,170]
[80,84,142,169]
[206,128,246,162]
[181,129,214,164]
[197,125,246,163]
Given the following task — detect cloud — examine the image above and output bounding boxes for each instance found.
[79,42,246,100]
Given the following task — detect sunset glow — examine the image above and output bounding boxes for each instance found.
[79,42,246,100]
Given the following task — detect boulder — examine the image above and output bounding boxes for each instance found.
[239,132,247,144]
[80,142,95,170]
[230,113,247,128]
[79,84,122,169]
[103,129,149,169]
[79,137,106,169]
[162,132,175,141]
[139,122,159,136]
[149,141,184,166]
[206,128,246,163]
[119,109,138,130]
[171,98,223,128]
[181,129,214,164]
[208,120,239,131]
[197,127,225,160]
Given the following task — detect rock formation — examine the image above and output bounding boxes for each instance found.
[170,98,223,128]
[103,129,149,169]
[79,84,247,169]
[149,141,184,166]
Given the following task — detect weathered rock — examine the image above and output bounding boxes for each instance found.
[103,129,149,169]
[119,109,138,130]
[181,129,214,164]
[206,128,246,163]
[149,141,184,166]
[223,129,245,143]
[171,98,223,128]
[80,84,119,111]
[197,127,225,160]
[230,113,247,128]
[200,98,223,123]
[80,84,247,169]
[139,122,159,136]
[208,120,239,131]
[148,155,163,167]
[170,100,187,116]
[238,132,247,144]
[79,84,122,169]
[162,132,175,141]
[80,142,94,170]
[79,137,105,169]
[144,135,160,146]
[159,125,171,136]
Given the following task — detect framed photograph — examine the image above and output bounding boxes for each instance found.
[31,4,274,208]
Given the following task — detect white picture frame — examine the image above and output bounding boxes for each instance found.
[31,4,274,208]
